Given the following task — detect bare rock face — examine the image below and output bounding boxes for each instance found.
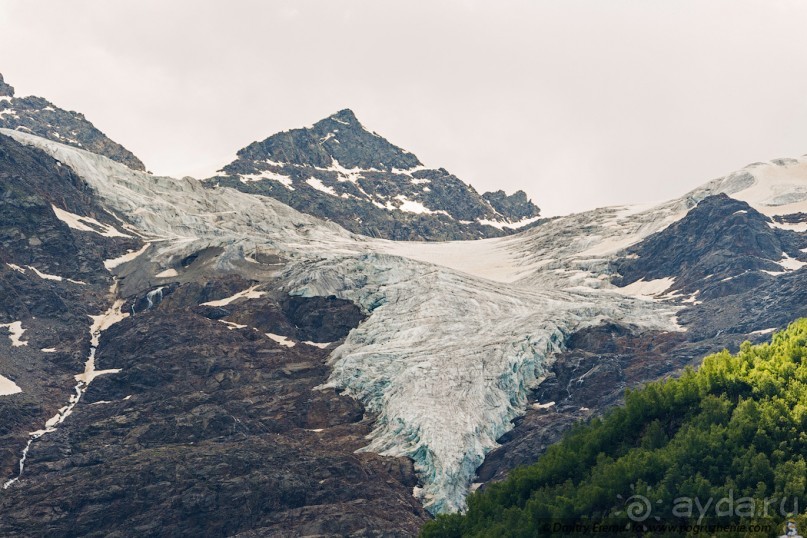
[0,135,428,536]
[0,282,429,537]
[481,190,540,221]
[0,74,14,98]
[0,73,145,171]
[208,109,541,241]
[0,133,137,483]
[611,193,805,299]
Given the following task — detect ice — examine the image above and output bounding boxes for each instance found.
[219,320,248,330]
[303,340,332,349]
[6,263,26,274]
[201,285,265,307]
[4,264,86,285]
[694,157,807,217]
[305,177,338,196]
[2,130,364,262]
[266,333,296,347]
[104,244,149,270]
[616,277,676,298]
[778,253,807,271]
[0,375,21,396]
[27,265,62,281]
[393,195,447,215]
[680,292,702,305]
[532,401,556,410]
[379,237,535,283]
[51,204,132,238]
[0,321,28,347]
[326,159,367,183]
[155,268,179,278]
[477,215,541,230]
[75,298,128,384]
[750,327,777,335]
[769,220,807,232]
[6,128,805,513]
[238,169,295,190]
[763,253,807,275]
[284,252,682,513]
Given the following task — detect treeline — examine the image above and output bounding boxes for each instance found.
[421,319,807,537]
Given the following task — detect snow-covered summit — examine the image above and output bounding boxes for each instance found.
[693,156,807,218]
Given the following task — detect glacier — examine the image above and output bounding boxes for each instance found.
[4,128,806,513]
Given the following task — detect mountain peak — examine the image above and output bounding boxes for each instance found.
[0,73,15,97]
[325,108,359,126]
[213,110,542,240]
[0,73,144,170]
[234,108,422,171]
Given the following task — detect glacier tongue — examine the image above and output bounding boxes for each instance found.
[283,252,683,512]
[2,128,708,513]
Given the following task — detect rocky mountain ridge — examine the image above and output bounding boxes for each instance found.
[0,73,145,171]
[208,109,541,240]
[0,133,428,536]
[1,81,807,537]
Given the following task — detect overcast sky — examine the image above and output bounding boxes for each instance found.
[2,0,807,216]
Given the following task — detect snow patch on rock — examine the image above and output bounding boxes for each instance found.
[51,204,132,238]
[104,244,149,270]
[0,321,28,347]
[0,375,21,396]
[201,285,265,307]
[266,333,296,347]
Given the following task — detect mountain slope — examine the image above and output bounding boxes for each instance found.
[0,128,684,515]
[0,132,429,536]
[0,132,139,484]
[422,318,807,537]
[1,119,807,533]
[0,73,145,171]
[612,193,806,300]
[207,109,541,240]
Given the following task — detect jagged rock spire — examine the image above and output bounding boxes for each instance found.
[0,73,15,97]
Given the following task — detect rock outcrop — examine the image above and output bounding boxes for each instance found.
[208,109,541,240]
[0,73,145,171]
[0,277,429,537]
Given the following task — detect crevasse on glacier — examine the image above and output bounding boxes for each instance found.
[6,128,804,513]
[282,253,682,513]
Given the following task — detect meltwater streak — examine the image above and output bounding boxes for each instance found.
[3,291,128,489]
